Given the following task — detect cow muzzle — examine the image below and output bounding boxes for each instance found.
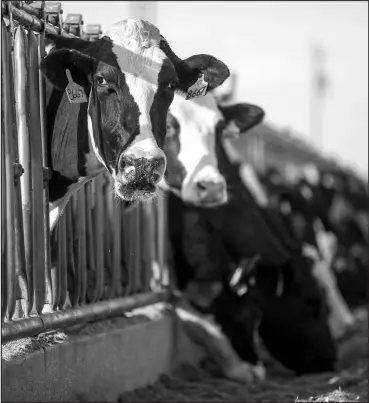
[114,153,166,200]
[195,179,227,207]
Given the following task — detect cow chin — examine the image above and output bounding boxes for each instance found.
[114,181,157,202]
[183,192,228,208]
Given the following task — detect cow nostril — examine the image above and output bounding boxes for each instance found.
[197,181,207,191]
[119,157,136,177]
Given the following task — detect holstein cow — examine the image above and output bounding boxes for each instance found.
[40,18,230,230]
[164,95,338,375]
[259,170,356,340]
[163,95,267,382]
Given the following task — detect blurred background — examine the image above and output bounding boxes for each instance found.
[63,1,368,179]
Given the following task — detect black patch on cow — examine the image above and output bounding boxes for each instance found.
[49,172,75,203]
[150,59,177,148]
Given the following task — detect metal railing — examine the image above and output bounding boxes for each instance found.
[1,1,169,343]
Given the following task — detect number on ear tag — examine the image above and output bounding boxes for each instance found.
[185,74,208,100]
[65,69,88,104]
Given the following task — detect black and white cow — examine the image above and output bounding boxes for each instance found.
[41,18,230,230]
[164,92,338,375]
[255,167,357,340]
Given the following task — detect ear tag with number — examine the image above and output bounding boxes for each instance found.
[186,74,209,100]
[65,69,88,104]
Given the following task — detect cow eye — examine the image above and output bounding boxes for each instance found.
[168,81,178,90]
[96,76,108,86]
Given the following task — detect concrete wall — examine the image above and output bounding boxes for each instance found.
[2,309,204,402]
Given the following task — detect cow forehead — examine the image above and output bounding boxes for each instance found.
[104,19,175,85]
[170,94,223,138]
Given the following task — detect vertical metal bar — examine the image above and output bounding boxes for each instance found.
[76,189,87,305]
[158,197,169,287]
[69,194,81,306]
[1,90,8,321]
[28,29,46,315]
[133,203,141,293]
[103,175,113,298]
[111,196,123,297]
[57,212,67,310]
[38,16,53,311]
[2,19,17,321]
[85,181,96,302]
[140,202,153,293]
[51,228,60,309]
[120,203,129,295]
[12,25,28,319]
[93,175,105,301]
[122,206,132,296]
[65,202,75,308]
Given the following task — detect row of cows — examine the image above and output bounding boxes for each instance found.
[41,18,367,383]
[164,94,368,380]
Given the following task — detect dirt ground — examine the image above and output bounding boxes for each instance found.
[118,307,368,403]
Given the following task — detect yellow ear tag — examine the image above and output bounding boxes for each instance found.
[65,69,88,103]
[185,74,208,100]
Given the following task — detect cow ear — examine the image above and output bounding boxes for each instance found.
[220,103,265,139]
[177,54,230,92]
[40,48,94,92]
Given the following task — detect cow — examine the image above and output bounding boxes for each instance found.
[41,18,230,231]
[256,167,357,340]
[163,93,338,375]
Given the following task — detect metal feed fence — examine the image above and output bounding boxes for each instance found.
[1,1,170,343]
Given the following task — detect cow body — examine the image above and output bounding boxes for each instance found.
[164,94,338,375]
[42,18,230,230]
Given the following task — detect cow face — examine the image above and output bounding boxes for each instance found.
[164,94,264,207]
[41,19,229,202]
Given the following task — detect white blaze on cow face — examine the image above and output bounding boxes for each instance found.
[103,19,169,198]
[169,93,227,207]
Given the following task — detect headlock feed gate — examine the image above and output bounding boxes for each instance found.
[1,1,170,343]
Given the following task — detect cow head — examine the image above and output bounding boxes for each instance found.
[41,19,229,202]
[163,93,264,206]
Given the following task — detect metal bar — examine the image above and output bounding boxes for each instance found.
[51,228,60,309]
[158,197,169,287]
[10,1,42,19]
[93,175,105,301]
[1,1,77,38]
[133,204,141,293]
[1,88,8,321]
[120,203,129,295]
[57,212,67,310]
[141,202,153,292]
[122,206,133,295]
[38,18,53,310]
[2,19,17,321]
[69,194,81,306]
[103,177,113,299]
[28,29,46,315]
[2,291,169,343]
[85,182,96,303]
[65,202,75,308]
[111,197,123,297]
[12,24,29,319]
[77,189,87,305]
[14,24,32,313]
[154,201,163,287]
